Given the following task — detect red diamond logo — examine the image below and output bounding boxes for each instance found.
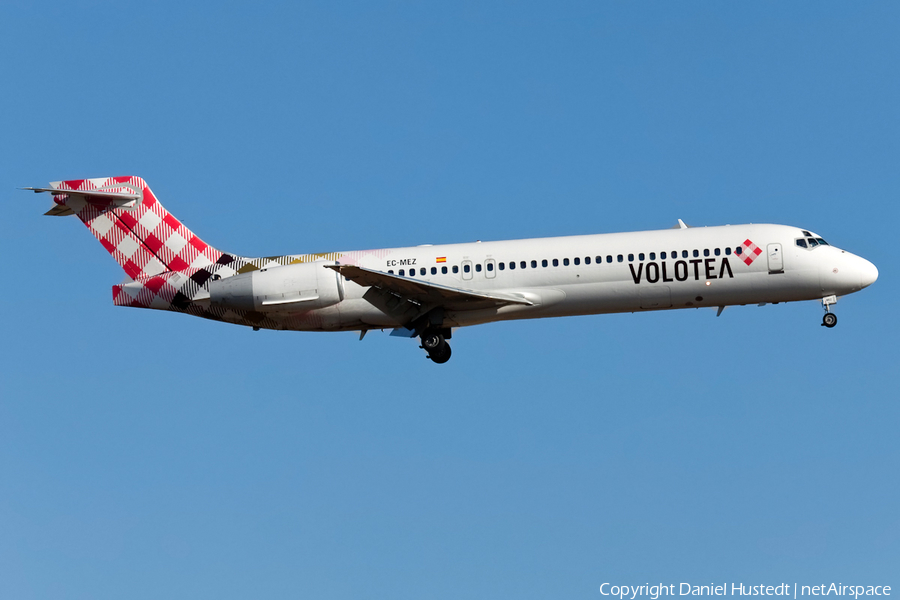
[738,239,763,265]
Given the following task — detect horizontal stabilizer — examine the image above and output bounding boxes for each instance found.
[24,186,141,201]
[26,184,143,215]
[44,204,75,217]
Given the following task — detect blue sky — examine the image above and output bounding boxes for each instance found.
[1,2,898,598]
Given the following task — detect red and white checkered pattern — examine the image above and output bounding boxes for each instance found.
[52,176,224,279]
[113,271,182,309]
[49,175,352,330]
[738,239,763,265]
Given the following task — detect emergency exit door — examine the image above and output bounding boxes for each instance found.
[461,260,473,280]
[767,243,783,273]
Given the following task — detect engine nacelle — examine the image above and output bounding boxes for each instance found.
[209,261,344,312]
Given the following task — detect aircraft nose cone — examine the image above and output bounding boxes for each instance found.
[859,258,878,289]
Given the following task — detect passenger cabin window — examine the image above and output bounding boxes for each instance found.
[628,254,634,262]
[703,249,710,257]
[682,250,689,258]
[453,265,459,273]
[509,262,516,270]
[714,248,721,256]
[521,261,527,269]
[487,262,494,272]
[464,264,471,273]
[498,262,504,270]
[608,255,613,263]
[475,264,482,272]
[649,252,656,260]
[693,250,700,257]
[442,266,448,274]
[660,252,665,259]
[585,257,591,265]
[420,268,426,276]
[796,239,808,248]
[431,267,437,275]
[617,255,623,263]
[542,259,548,267]
[388,269,394,274]
[563,258,570,266]
[552,259,559,267]
[399,269,405,276]
[638,253,645,261]
[725,247,731,255]
[735,247,743,255]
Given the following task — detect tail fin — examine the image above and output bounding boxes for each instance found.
[32,176,331,325]
[36,176,225,279]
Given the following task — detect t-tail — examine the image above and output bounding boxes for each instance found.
[32,176,227,275]
[29,177,339,331]
[28,176,243,311]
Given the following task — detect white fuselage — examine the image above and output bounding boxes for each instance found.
[300,223,878,332]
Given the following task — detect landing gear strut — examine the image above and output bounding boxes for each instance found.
[420,329,452,363]
[821,295,838,328]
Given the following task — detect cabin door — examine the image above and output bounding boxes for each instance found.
[767,243,784,273]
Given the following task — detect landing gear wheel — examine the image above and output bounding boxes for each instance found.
[822,313,837,328]
[429,342,452,364]
[421,331,445,352]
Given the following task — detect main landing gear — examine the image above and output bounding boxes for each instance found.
[420,329,452,364]
[821,295,838,328]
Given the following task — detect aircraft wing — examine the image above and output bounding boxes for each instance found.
[325,264,533,311]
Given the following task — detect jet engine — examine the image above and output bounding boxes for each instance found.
[209,261,344,311]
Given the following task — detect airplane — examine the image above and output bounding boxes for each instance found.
[27,176,878,363]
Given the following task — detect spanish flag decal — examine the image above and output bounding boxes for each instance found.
[436,257,447,263]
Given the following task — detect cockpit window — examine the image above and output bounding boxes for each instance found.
[802,230,812,237]
[816,238,829,246]
[796,239,808,249]
[808,238,819,247]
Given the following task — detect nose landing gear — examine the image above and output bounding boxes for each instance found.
[821,295,838,328]
[420,329,452,363]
